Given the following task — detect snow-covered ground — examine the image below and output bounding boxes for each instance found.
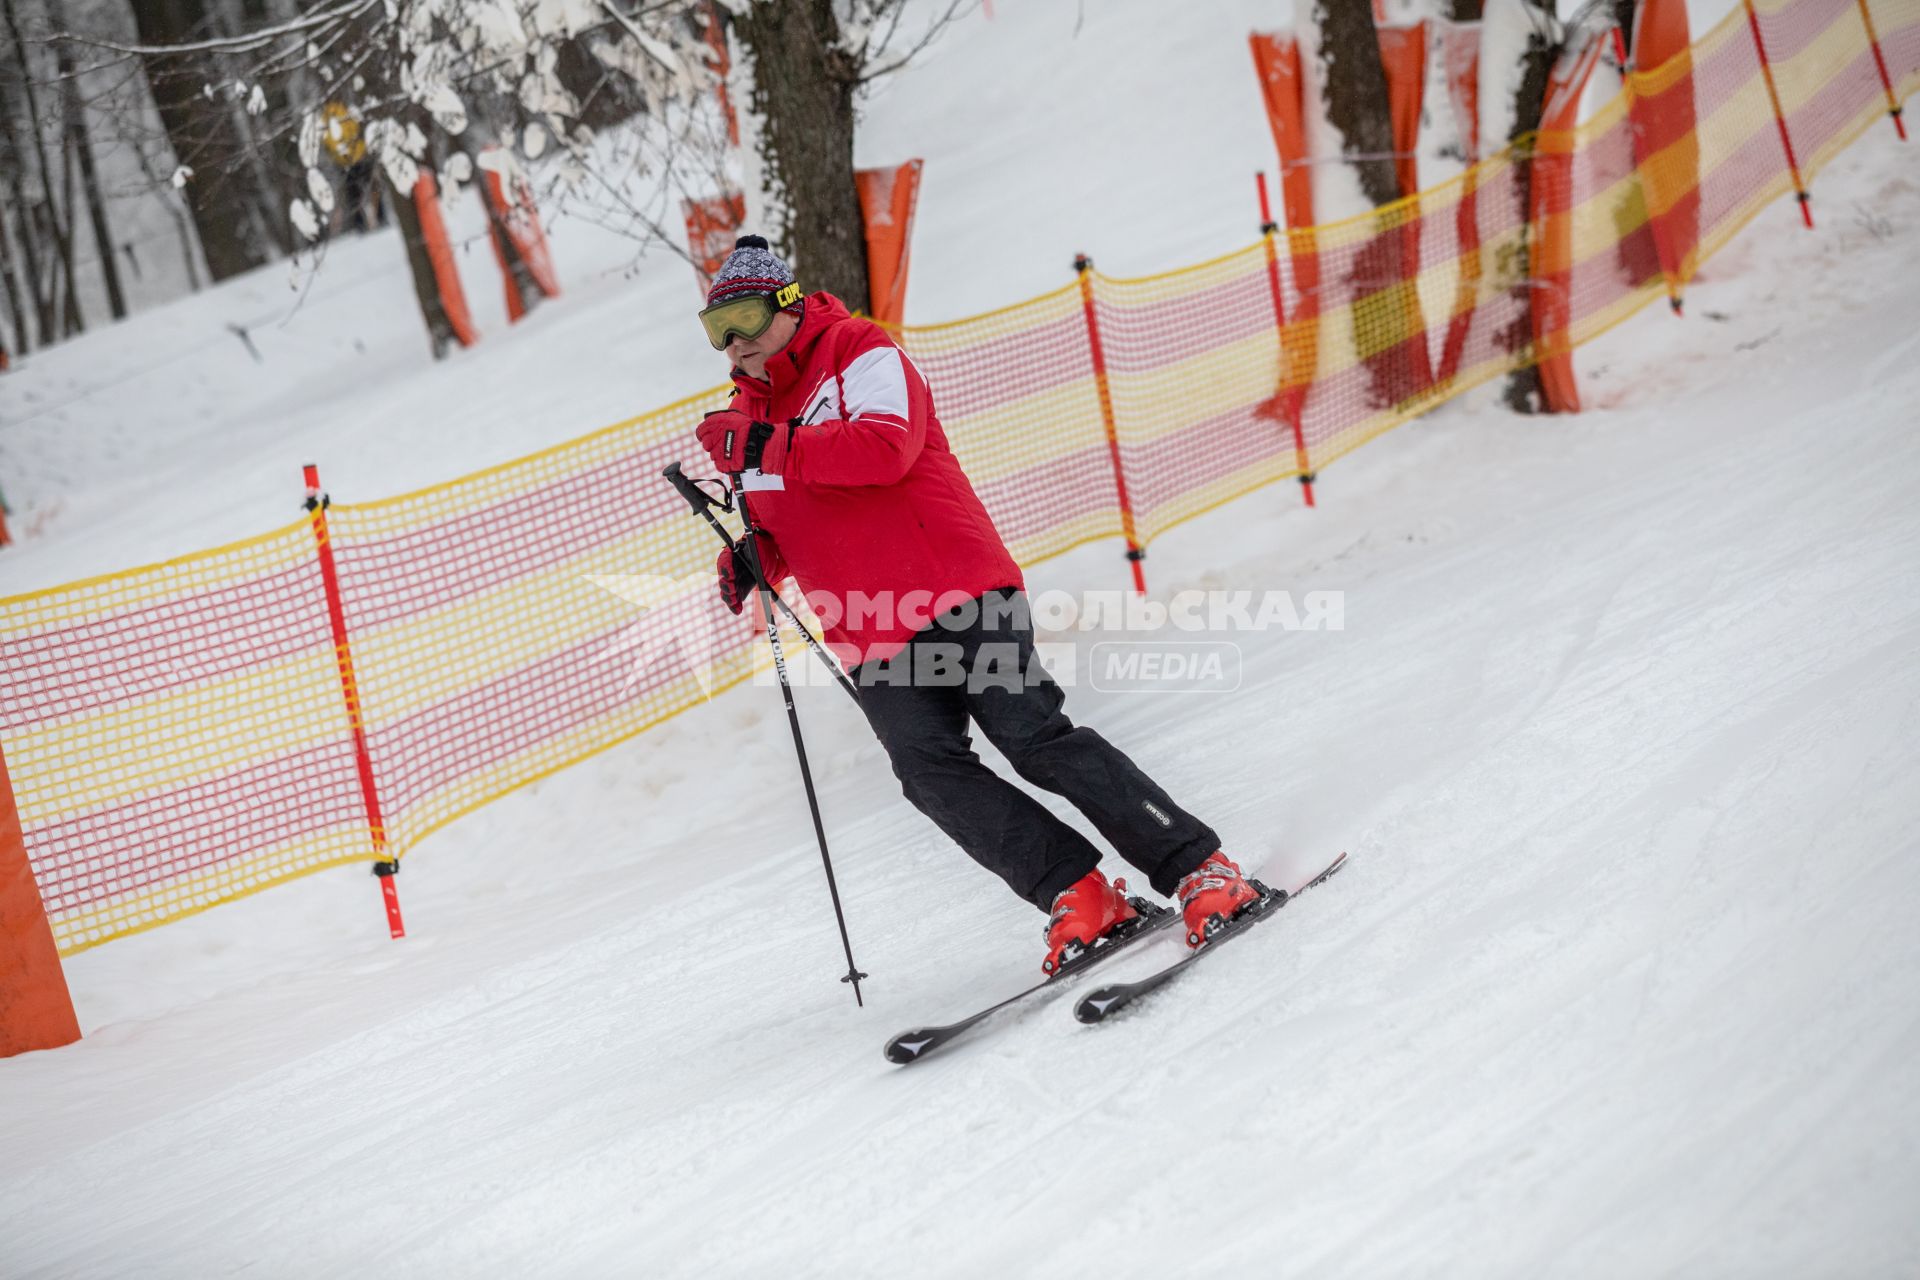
[4,1,1919,1274]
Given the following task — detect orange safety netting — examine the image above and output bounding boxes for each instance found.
[1,0,1913,955]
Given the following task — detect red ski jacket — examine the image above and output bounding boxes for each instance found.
[723,292,1023,667]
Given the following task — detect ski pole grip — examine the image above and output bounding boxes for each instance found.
[662,461,715,513]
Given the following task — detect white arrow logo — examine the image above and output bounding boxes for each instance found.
[587,570,753,700]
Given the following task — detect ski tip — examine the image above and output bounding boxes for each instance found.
[1073,989,1124,1024]
[884,1031,939,1065]
[1294,849,1348,893]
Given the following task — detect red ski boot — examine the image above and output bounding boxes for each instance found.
[1176,852,1261,948]
[1042,868,1140,975]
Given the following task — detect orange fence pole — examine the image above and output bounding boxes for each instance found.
[0,741,81,1057]
[1630,0,1704,311]
[1256,172,1315,508]
[855,158,925,325]
[481,164,563,322]
[1742,0,1815,228]
[1073,255,1147,595]
[1855,0,1908,140]
[702,0,741,147]
[685,192,748,294]
[411,172,481,346]
[303,465,405,940]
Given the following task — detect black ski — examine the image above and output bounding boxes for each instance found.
[1072,851,1348,1025]
[884,899,1178,1065]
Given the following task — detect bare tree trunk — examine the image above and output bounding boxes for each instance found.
[131,0,283,280]
[1308,0,1433,411]
[1312,0,1401,207]
[3,196,51,347]
[205,0,293,258]
[56,101,82,334]
[454,117,545,321]
[1496,0,1560,413]
[47,0,126,318]
[385,174,461,360]
[732,0,868,307]
[0,77,40,351]
[0,192,27,356]
[123,121,205,292]
[3,0,83,336]
[258,0,320,130]
[0,129,55,343]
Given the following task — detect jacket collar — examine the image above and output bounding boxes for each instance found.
[730,292,851,400]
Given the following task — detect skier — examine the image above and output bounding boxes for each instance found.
[693,235,1257,972]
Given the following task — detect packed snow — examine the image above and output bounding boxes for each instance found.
[3,0,1918,1275]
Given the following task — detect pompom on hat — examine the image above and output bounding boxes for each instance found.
[706,234,804,309]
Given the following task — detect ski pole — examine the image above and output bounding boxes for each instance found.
[662,462,859,704]
[727,472,869,1006]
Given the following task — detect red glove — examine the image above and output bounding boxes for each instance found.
[716,544,752,615]
[696,409,789,475]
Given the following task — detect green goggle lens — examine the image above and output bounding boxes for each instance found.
[700,295,775,350]
[698,282,804,350]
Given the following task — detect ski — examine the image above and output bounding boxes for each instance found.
[883,898,1179,1065]
[1072,851,1348,1025]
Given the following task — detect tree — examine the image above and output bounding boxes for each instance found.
[1479,0,1563,412]
[0,153,28,351]
[47,0,125,319]
[1299,0,1433,412]
[0,60,50,349]
[1305,0,1400,210]
[126,0,289,280]
[3,0,83,337]
[728,0,968,306]
[730,0,868,304]
[40,0,967,352]
[42,0,712,350]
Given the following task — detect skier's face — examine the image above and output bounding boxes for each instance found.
[727,310,800,381]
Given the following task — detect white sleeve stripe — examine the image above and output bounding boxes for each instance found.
[841,346,911,428]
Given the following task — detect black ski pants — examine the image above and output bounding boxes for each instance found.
[852,588,1220,911]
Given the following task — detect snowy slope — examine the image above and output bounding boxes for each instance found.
[4,0,1920,1275]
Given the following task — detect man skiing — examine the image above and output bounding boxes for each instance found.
[692,235,1257,972]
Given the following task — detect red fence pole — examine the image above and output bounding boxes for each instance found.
[0,741,82,1057]
[1743,0,1815,228]
[1073,256,1148,595]
[303,465,405,940]
[1256,172,1316,508]
[1855,0,1908,140]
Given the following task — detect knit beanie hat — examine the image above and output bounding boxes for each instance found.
[706,234,802,308]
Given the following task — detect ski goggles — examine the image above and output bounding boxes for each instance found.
[699,282,804,350]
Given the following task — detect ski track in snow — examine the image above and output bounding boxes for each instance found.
[4,8,1919,1276]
